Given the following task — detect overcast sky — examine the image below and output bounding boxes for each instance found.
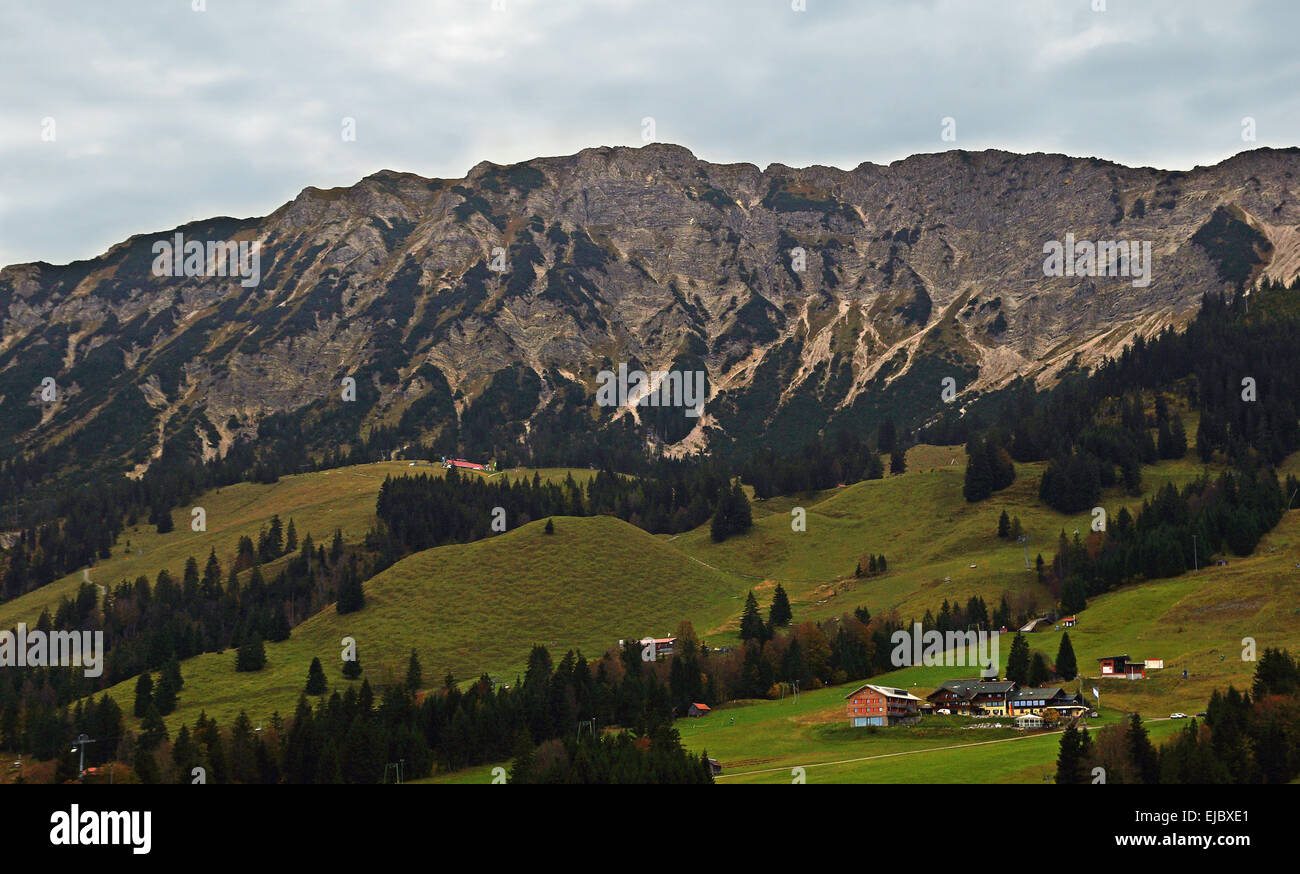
[2,0,1298,268]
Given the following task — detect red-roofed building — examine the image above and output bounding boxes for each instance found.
[687,703,711,717]
[440,456,497,473]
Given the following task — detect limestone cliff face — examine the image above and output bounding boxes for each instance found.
[2,144,1296,471]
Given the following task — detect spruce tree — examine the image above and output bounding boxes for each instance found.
[337,563,365,614]
[133,672,154,718]
[739,591,765,642]
[305,657,328,695]
[890,446,907,475]
[769,584,792,627]
[154,668,178,715]
[1055,723,1087,784]
[1056,632,1078,681]
[998,509,1010,538]
[1006,632,1031,684]
[405,649,423,692]
[1028,651,1050,686]
[236,635,267,672]
[139,703,169,750]
[1126,713,1159,784]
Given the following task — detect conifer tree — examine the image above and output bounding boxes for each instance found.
[1055,723,1087,784]
[1028,651,1050,686]
[739,591,765,642]
[1056,632,1078,681]
[236,635,267,672]
[305,657,328,695]
[769,584,792,627]
[1006,632,1031,684]
[139,703,169,750]
[405,649,423,692]
[1126,713,1159,784]
[134,672,154,718]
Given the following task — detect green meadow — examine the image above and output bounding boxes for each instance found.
[70,436,1300,783]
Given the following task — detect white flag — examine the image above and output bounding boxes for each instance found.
[1092,687,1100,699]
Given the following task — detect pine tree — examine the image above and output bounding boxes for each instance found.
[337,562,365,614]
[739,591,765,642]
[769,584,792,627]
[139,703,169,750]
[305,657,328,695]
[236,635,267,672]
[285,518,298,553]
[878,418,897,453]
[201,548,222,598]
[1056,632,1078,681]
[878,554,887,573]
[890,446,907,475]
[1126,713,1159,784]
[329,528,344,564]
[342,655,362,680]
[544,518,555,535]
[1028,651,1050,686]
[1055,723,1087,784]
[405,649,423,692]
[868,554,878,575]
[154,666,179,715]
[963,437,992,502]
[133,672,154,718]
[997,509,1010,538]
[1006,632,1031,684]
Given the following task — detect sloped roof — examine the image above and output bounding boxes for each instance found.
[845,683,921,702]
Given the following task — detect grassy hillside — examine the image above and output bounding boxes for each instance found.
[82,442,1300,784]
[669,444,1225,639]
[0,461,595,631]
[101,514,739,729]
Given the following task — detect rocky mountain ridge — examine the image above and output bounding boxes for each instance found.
[1,143,1296,478]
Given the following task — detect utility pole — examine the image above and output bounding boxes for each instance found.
[71,734,96,782]
[1192,534,1198,571]
[1018,535,1030,571]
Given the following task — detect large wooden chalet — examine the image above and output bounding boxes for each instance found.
[923,679,1084,719]
[845,683,923,727]
[926,678,1016,716]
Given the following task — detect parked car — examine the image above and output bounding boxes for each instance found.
[1170,712,1187,719]
[1195,711,1208,718]
[937,708,951,715]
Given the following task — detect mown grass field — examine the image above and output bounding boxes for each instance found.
[99,514,742,731]
[0,462,595,632]
[668,443,1231,642]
